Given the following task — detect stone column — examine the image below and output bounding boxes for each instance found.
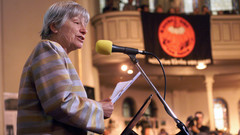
[205,75,215,131]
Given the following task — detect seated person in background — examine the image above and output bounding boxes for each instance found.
[103,0,118,13]
[168,7,176,14]
[222,10,238,14]
[175,7,181,14]
[193,8,200,15]
[209,131,218,135]
[231,9,238,14]
[223,10,231,14]
[155,5,164,13]
[186,111,210,135]
[217,10,224,15]
[137,6,142,11]
[158,128,168,135]
[123,0,136,11]
[141,4,150,12]
[201,5,211,15]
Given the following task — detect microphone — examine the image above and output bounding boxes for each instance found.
[96,40,149,55]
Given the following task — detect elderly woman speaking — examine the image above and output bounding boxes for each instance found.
[17,1,114,135]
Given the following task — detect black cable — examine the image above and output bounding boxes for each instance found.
[144,52,176,119]
[145,52,167,100]
[144,52,189,135]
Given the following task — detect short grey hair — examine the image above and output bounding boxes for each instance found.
[40,1,90,39]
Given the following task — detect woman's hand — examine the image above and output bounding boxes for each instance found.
[99,98,114,119]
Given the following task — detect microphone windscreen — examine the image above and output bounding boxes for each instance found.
[96,40,112,55]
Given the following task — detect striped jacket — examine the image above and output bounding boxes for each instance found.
[17,40,104,135]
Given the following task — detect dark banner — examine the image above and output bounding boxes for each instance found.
[141,12,212,66]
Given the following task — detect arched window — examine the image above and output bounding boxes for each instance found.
[123,97,136,117]
[145,100,157,117]
[213,98,229,131]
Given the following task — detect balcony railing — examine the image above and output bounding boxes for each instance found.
[91,11,240,65]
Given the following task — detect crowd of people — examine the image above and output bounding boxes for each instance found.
[103,0,238,15]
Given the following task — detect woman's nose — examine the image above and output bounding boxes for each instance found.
[80,28,87,35]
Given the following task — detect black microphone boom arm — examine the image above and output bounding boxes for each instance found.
[127,54,189,135]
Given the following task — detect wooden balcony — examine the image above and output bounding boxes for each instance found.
[211,15,240,60]
[91,11,240,90]
[91,11,240,65]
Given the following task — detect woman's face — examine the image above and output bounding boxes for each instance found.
[56,15,87,53]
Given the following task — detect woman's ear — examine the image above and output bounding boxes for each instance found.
[49,23,58,33]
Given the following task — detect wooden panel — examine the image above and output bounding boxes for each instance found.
[96,22,103,40]
[119,19,128,39]
[222,23,231,41]
[232,22,240,41]
[107,20,117,40]
[129,19,141,39]
[211,23,221,42]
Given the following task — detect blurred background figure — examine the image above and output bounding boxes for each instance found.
[158,128,168,135]
[168,7,176,14]
[217,10,224,15]
[209,131,218,135]
[155,5,164,13]
[201,5,211,15]
[103,0,118,13]
[123,0,136,11]
[193,7,200,15]
[141,4,150,12]
[136,115,152,135]
[186,111,210,135]
[175,7,181,14]
[103,119,115,135]
[137,6,142,11]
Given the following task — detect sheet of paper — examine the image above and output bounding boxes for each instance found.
[110,72,141,103]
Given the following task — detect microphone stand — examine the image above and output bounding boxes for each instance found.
[128,54,189,135]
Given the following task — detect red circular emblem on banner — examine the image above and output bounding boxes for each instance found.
[158,16,195,58]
